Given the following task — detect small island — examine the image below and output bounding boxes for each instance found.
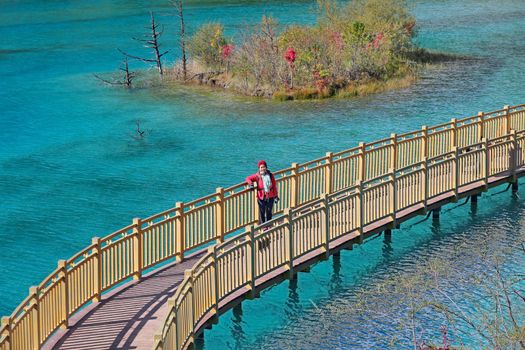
[165,0,444,100]
[99,0,455,100]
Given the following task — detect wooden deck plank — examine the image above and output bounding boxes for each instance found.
[43,253,204,350]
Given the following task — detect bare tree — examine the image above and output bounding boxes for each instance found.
[130,120,152,141]
[120,11,169,76]
[172,0,188,80]
[135,120,145,139]
[94,56,136,88]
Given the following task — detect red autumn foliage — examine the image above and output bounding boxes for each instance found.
[330,31,344,50]
[284,47,296,64]
[221,44,234,59]
[366,32,384,50]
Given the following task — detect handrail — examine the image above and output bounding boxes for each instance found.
[1,103,525,350]
[151,104,525,350]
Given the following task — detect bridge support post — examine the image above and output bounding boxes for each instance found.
[233,302,243,315]
[432,208,441,221]
[470,194,478,204]
[384,229,392,239]
[512,181,519,194]
[195,331,205,349]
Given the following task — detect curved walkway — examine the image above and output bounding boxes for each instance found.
[44,170,522,350]
[43,253,204,350]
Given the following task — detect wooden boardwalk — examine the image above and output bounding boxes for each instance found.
[43,253,204,350]
[44,172,520,350]
[2,104,525,350]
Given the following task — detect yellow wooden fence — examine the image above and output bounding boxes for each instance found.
[0,104,524,350]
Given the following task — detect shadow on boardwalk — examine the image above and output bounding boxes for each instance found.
[46,253,203,350]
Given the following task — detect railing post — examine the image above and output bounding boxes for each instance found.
[215,187,225,243]
[175,202,185,262]
[504,105,511,134]
[208,246,219,318]
[1,317,10,349]
[451,118,457,148]
[356,180,364,239]
[483,138,489,188]
[167,298,179,349]
[478,112,485,139]
[290,163,299,208]
[92,237,102,302]
[321,194,330,259]
[324,152,333,194]
[185,269,195,345]
[510,129,517,179]
[132,218,143,280]
[153,333,164,350]
[390,134,397,170]
[246,225,256,296]
[285,209,294,277]
[421,126,428,160]
[390,169,397,226]
[422,158,428,209]
[358,142,366,182]
[453,147,459,198]
[57,260,69,329]
[29,286,40,349]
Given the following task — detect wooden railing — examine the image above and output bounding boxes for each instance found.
[1,104,524,350]
[151,104,525,350]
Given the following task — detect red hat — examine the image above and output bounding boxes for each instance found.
[258,160,267,168]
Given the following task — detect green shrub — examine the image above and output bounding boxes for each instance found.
[187,23,229,69]
[181,0,430,99]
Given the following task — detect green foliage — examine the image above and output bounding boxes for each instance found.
[182,0,435,99]
[187,23,228,68]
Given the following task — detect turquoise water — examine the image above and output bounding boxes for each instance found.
[1,0,525,346]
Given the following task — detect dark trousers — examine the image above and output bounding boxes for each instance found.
[257,198,274,224]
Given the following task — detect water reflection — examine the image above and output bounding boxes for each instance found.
[329,253,343,295]
[470,194,479,216]
[382,232,394,261]
[285,274,300,318]
[230,303,245,349]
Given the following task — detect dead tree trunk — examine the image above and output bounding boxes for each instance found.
[173,0,187,80]
[94,56,136,88]
[121,57,135,87]
[120,11,168,76]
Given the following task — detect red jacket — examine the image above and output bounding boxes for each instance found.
[246,171,278,200]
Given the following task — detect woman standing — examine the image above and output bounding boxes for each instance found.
[246,160,279,224]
